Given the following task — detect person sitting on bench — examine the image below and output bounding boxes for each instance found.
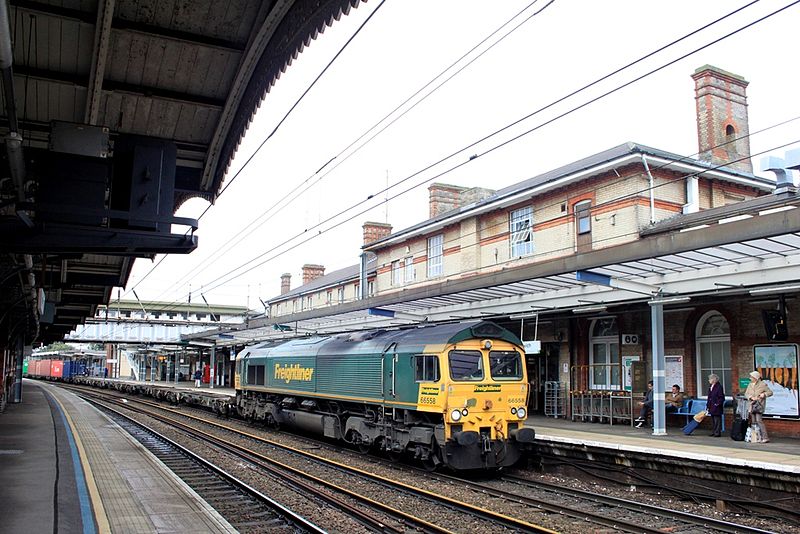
[635,381,654,428]
[666,384,684,413]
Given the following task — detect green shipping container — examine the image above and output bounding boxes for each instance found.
[22,359,28,375]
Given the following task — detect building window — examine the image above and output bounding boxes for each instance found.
[306,296,312,309]
[427,234,444,278]
[392,257,414,286]
[392,260,402,286]
[368,281,375,296]
[696,311,731,397]
[414,354,440,382]
[354,283,360,299]
[326,290,332,304]
[509,206,533,257]
[574,200,591,235]
[337,287,345,303]
[589,318,620,390]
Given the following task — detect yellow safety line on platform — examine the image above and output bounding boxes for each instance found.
[50,392,112,534]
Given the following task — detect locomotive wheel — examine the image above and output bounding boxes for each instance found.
[421,442,442,472]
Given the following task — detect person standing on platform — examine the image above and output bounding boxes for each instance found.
[706,374,725,437]
[194,368,202,388]
[634,381,654,428]
[665,384,684,413]
[745,371,772,443]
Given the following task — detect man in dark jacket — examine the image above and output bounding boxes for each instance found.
[706,373,725,437]
[635,381,654,428]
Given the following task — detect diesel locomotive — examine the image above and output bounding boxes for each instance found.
[235,321,535,470]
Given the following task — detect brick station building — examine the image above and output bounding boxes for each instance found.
[270,66,800,436]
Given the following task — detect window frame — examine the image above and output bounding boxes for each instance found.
[574,200,592,235]
[695,311,731,398]
[448,349,485,381]
[414,354,441,382]
[509,206,534,257]
[427,234,444,278]
[589,318,621,390]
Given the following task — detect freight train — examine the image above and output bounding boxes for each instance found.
[24,358,86,380]
[235,321,535,470]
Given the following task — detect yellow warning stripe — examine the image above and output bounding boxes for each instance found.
[49,392,112,534]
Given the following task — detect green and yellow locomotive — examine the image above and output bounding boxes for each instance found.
[234,321,535,470]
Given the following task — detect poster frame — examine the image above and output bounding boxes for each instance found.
[752,343,799,419]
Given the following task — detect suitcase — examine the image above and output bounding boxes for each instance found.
[682,419,700,435]
[730,417,748,441]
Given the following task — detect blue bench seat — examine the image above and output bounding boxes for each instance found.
[670,398,725,431]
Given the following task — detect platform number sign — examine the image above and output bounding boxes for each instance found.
[622,334,640,345]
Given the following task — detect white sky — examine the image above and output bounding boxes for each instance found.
[122,0,800,309]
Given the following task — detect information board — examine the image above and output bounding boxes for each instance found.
[665,355,684,390]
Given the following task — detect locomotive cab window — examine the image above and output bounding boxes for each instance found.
[449,350,484,381]
[414,354,440,382]
[489,351,523,380]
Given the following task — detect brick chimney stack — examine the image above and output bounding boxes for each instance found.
[280,273,291,295]
[362,222,392,246]
[429,183,467,218]
[692,65,752,173]
[301,264,325,285]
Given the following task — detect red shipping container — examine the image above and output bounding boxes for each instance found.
[40,359,52,378]
[50,360,63,378]
[28,360,38,376]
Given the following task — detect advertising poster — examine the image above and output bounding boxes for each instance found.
[753,345,799,418]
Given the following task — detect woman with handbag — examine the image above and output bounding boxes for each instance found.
[706,374,725,437]
[745,371,773,443]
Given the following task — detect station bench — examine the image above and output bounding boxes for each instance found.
[670,398,726,431]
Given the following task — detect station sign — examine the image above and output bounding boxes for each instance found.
[622,334,640,345]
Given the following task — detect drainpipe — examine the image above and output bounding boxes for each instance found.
[641,155,656,224]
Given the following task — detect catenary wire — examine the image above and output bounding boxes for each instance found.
[122,0,388,296]
[129,0,556,301]
[160,2,794,304]
[99,1,794,335]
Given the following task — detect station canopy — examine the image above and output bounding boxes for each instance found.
[0,0,364,343]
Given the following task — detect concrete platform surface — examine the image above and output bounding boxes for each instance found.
[0,380,236,533]
[526,414,800,474]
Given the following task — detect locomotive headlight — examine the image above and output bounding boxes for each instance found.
[511,407,517,415]
[483,340,493,350]
[516,407,527,419]
[450,409,462,422]
[461,408,469,417]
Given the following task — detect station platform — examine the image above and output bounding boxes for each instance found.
[0,380,236,533]
[525,414,800,476]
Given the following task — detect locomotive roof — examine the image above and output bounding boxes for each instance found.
[238,321,522,359]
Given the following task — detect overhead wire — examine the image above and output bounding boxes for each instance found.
[131,0,556,302]
[95,0,798,337]
[123,0,388,296]
[162,0,792,304]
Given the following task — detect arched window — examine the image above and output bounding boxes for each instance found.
[590,318,620,390]
[725,124,735,137]
[696,311,731,396]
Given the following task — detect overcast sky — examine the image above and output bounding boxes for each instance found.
[121,0,800,309]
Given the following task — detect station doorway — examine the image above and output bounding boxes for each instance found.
[527,343,560,414]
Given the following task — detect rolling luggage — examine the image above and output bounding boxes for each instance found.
[731,417,748,441]
[682,419,700,435]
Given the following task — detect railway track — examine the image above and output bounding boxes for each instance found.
[96,402,324,533]
[65,384,778,533]
[79,388,552,533]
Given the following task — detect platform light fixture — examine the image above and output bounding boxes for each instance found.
[572,305,608,314]
[749,284,800,295]
[647,296,691,305]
